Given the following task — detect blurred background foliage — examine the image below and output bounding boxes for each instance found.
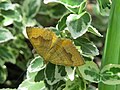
[0,0,109,89]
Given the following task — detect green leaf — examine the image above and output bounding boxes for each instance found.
[0,15,4,25]
[97,0,111,16]
[65,0,86,14]
[57,13,70,31]
[45,80,65,90]
[48,4,67,19]
[88,25,103,37]
[27,56,45,81]
[0,65,7,84]
[6,34,32,70]
[0,28,14,43]
[27,56,45,73]
[39,2,67,19]
[65,67,76,81]
[98,0,111,9]
[0,2,17,10]
[74,37,99,58]
[66,12,91,39]
[2,17,13,26]
[27,71,38,81]
[44,0,86,13]
[45,63,66,85]
[18,80,45,90]
[9,34,32,59]
[35,69,45,82]
[78,61,100,83]
[0,60,4,66]
[14,20,24,27]
[1,9,22,22]
[22,0,41,18]
[44,0,84,7]
[0,46,16,65]
[44,63,56,85]
[63,77,86,90]
[100,64,120,85]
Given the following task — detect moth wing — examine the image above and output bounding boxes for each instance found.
[62,39,84,66]
[26,27,57,58]
[45,39,84,66]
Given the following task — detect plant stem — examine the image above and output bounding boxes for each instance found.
[99,0,120,90]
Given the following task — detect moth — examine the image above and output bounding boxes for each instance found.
[26,27,84,66]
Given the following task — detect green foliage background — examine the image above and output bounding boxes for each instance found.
[0,0,109,90]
